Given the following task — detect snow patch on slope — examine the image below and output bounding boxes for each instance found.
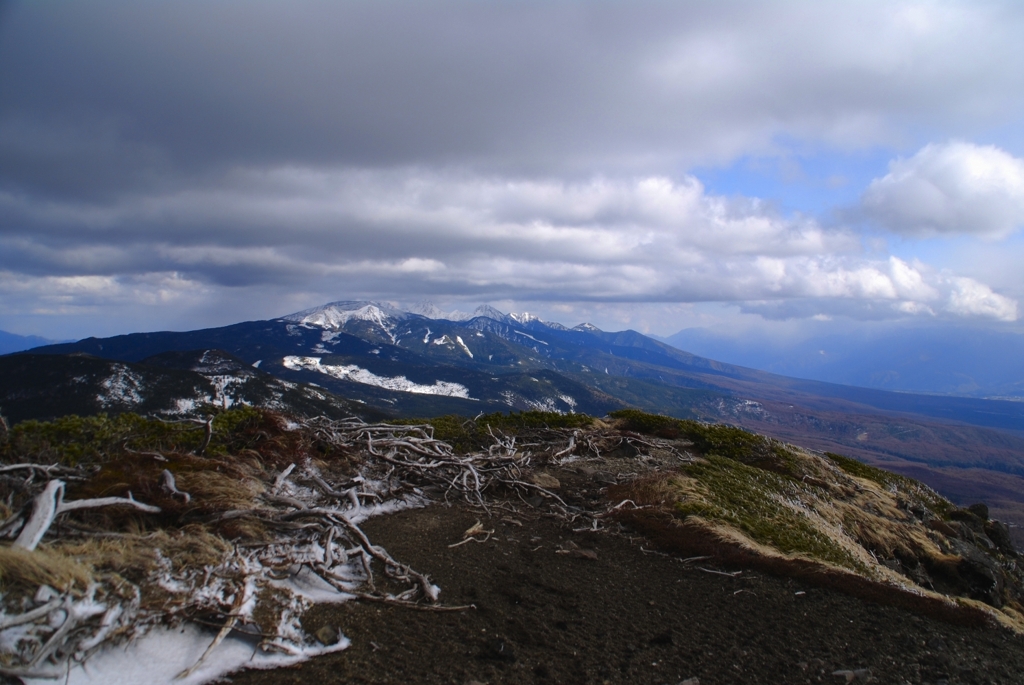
[96,365,145,407]
[514,330,548,345]
[282,356,475,399]
[431,334,474,358]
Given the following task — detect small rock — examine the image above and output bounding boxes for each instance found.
[677,679,700,685]
[967,502,990,520]
[927,519,959,538]
[531,472,561,489]
[984,519,1017,555]
[315,626,339,645]
[480,638,516,662]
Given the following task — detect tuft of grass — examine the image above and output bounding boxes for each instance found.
[0,545,93,592]
[824,451,954,519]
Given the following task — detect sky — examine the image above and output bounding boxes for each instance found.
[2,0,1024,342]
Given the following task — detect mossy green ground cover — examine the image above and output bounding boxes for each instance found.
[609,409,959,571]
[670,455,864,571]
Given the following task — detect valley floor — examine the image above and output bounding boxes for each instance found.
[229,503,1024,685]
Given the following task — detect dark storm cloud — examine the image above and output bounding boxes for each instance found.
[1,1,1023,337]
[5,0,1024,197]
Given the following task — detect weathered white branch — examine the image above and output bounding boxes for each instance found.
[0,598,61,631]
[57,494,161,515]
[272,463,296,494]
[161,469,191,503]
[13,480,65,550]
[13,480,160,551]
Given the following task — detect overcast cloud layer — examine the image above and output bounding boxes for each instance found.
[1,0,1023,338]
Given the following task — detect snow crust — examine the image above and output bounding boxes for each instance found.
[282,356,475,399]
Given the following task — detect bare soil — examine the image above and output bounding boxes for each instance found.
[228,501,1024,685]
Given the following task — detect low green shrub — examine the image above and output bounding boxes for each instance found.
[610,408,800,477]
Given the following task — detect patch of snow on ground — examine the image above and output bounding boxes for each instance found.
[252,360,262,368]
[455,336,473,358]
[557,394,577,410]
[423,328,431,344]
[172,398,198,414]
[206,375,249,409]
[96,365,145,407]
[23,622,350,685]
[282,356,475,399]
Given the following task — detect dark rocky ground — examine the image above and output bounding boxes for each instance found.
[229,503,1024,685]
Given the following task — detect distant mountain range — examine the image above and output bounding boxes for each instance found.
[658,325,1024,400]
[0,330,61,356]
[4,300,1024,533]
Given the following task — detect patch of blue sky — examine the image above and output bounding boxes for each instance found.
[690,143,896,221]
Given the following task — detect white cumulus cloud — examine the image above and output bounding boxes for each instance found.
[0,167,1017,327]
[862,141,1024,238]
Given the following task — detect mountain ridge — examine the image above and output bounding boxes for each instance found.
[7,299,1024,542]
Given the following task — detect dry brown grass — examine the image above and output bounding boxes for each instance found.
[174,469,264,513]
[0,545,93,592]
[54,526,232,578]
